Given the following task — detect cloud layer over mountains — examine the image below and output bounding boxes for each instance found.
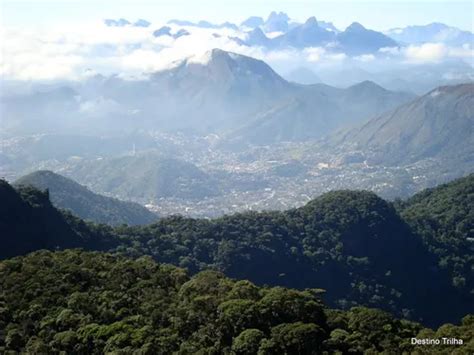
[1,12,472,82]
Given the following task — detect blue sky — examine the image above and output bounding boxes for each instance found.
[1,0,473,31]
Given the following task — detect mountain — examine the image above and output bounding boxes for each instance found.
[318,20,340,33]
[386,22,474,46]
[273,17,336,48]
[263,11,290,32]
[1,49,415,144]
[224,81,415,146]
[61,154,219,202]
[14,170,158,226]
[240,16,264,28]
[1,177,473,326]
[153,26,172,37]
[133,19,151,27]
[167,19,238,30]
[336,22,399,55]
[0,180,114,260]
[153,26,190,39]
[149,49,293,131]
[284,67,321,84]
[340,80,415,118]
[332,83,474,165]
[104,18,150,27]
[243,27,272,46]
[154,49,288,93]
[252,18,397,53]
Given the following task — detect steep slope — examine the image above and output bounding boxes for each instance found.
[398,174,474,294]
[0,180,113,259]
[333,83,474,165]
[15,170,158,226]
[243,27,272,47]
[263,11,290,32]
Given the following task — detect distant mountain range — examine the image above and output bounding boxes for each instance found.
[386,22,474,46]
[143,49,414,141]
[103,13,473,54]
[104,18,151,27]
[15,170,157,225]
[330,83,474,165]
[222,78,415,147]
[235,17,400,54]
[0,48,416,144]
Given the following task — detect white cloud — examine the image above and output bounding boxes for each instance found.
[354,54,375,62]
[404,43,448,62]
[1,22,472,81]
[304,47,326,62]
[378,42,473,64]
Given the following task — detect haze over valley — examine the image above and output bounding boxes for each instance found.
[1,25,472,216]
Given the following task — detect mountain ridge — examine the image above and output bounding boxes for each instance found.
[14,170,158,226]
[1,175,473,326]
[331,83,474,165]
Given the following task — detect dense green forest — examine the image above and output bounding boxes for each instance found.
[15,170,158,226]
[397,175,474,297]
[1,250,473,354]
[1,175,473,329]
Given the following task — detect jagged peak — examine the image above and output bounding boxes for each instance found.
[346,22,366,31]
[304,16,318,27]
[266,11,290,23]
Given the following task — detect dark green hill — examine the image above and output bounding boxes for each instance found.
[398,173,474,295]
[15,170,157,226]
[1,176,473,326]
[0,180,113,260]
[1,250,472,354]
[115,189,467,326]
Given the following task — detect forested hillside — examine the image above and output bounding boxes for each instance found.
[398,174,474,298]
[1,175,473,327]
[15,170,158,226]
[1,250,472,354]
